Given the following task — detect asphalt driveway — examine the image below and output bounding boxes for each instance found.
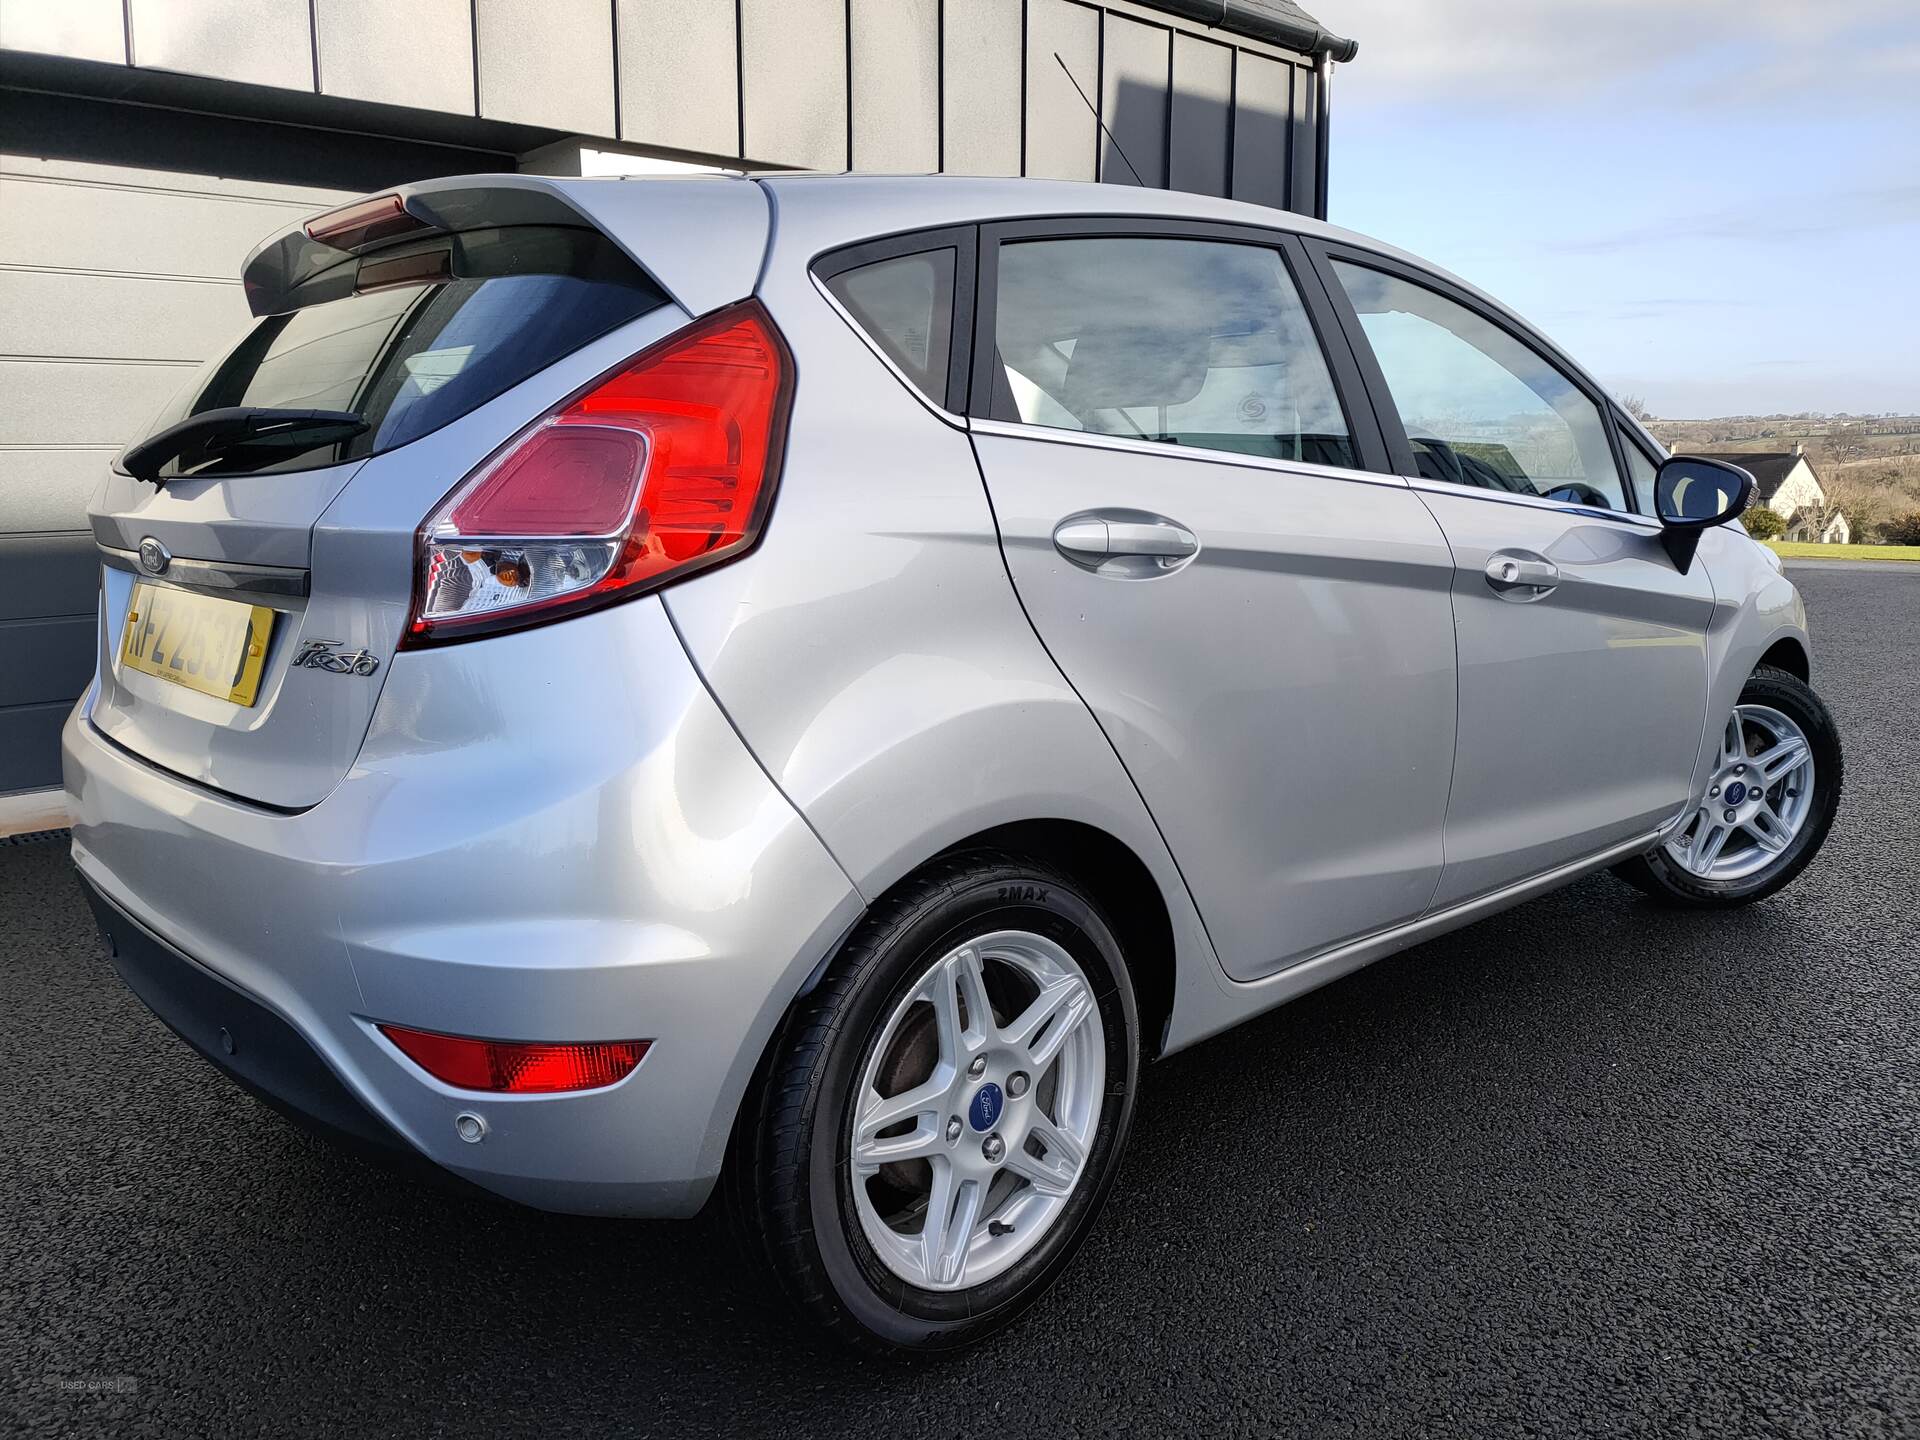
[3,563,1915,1438]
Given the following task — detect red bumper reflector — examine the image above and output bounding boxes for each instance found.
[379,1024,650,1093]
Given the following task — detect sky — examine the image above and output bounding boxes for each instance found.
[1314,0,1920,419]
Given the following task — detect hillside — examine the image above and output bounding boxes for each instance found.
[1645,414,1920,540]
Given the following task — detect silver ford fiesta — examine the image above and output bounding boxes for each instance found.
[64,173,1842,1354]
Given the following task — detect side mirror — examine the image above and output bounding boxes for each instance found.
[1653,456,1755,574]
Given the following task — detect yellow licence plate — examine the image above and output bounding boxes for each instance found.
[120,582,276,707]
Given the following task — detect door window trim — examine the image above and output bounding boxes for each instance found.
[811,225,979,420]
[1303,239,1657,527]
[967,216,1397,479]
[966,415,1413,492]
[1613,407,1668,513]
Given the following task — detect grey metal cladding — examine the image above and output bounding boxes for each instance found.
[942,0,1023,177]
[0,451,104,533]
[0,534,96,623]
[0,531,92,787]
[851,0,939,173]
[1169,32,1233,197]
[1025,0,1100,182]
[0,0,126,63]
[0,267,245,364]
[315,0,476,113]
[0,615,93,710]
[1289,57,1318,208]
[618,0,741,157]
[1098,14,1170,187]
[0,706,71,792]
[742,0,849,173]
[126,0,312,90]
[1229,50,1292,209]
[474,0,617,135]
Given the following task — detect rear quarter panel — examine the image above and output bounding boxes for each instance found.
[659,204,1227,1052]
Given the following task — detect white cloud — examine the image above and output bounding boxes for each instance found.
[1316,0,1920,107]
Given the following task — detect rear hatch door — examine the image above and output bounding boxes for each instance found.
[84,180,731,808]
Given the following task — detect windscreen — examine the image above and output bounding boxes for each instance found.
[134,226,669,479]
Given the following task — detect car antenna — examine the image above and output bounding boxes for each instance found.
[1054,52,1146,186]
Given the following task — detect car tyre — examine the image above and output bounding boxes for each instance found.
[731,848,1139,1356]
[1614,664,1842,906]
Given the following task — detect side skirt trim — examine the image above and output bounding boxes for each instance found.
[1163,825,1670,1055]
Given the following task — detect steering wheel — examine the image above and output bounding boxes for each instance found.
[1542,481,1611,509]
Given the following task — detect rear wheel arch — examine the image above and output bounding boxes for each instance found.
[932,819,1176,1061]
[720,818,1176,1211]
[729,841,1146,1350]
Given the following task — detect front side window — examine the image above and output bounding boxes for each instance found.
[989,236,1355,469]
[1618,419,1663,512]
[1332,260,1626,511]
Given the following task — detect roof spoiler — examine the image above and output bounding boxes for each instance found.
[240,178,599,317]
[240,173,770,321]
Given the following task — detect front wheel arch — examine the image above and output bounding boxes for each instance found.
[1758,636,1809,682]
[1617,662,1840,906]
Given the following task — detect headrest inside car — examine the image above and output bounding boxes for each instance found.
[1061,323,1210,414]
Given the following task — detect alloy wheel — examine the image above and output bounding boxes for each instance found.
[848,930,1105,1292]
[1665,703,1817,881]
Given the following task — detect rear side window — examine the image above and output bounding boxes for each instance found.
[824,249,956,406]
[987,236,1355,469]
[137,226,668,478]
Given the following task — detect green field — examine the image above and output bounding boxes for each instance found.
[1767,542,1920,562]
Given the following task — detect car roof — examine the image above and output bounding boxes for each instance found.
[538,173,1628,424]
[744,175,1562,364]
[751,170,1411,262]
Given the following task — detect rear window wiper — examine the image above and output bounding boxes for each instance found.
[120,407,370,483]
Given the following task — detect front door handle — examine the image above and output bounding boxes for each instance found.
[1108,520,1199,557]
[1485,551,1559,594]
[1052,516,1199,561]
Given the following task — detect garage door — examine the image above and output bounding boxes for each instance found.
[0,155,351,793]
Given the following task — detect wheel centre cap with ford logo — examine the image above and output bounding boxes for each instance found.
[969,1082,1004,1132]
[1724,780,1748,805]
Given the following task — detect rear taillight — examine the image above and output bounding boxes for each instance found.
[404,300,793,645]
[379,1023,651,1093]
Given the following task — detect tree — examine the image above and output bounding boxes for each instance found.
[1881,512,1920,546]
[1620,394,1655,422]
[1741,505,1785,540]
[1825,420,1870,463]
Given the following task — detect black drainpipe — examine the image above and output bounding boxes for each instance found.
[1313,52,1332,220]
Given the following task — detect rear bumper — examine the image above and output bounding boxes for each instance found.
[63,595,863,1217]
[80,874,423,1168]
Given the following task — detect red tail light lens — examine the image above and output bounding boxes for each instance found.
[405,300,793,645]
[379,1023,651,1093]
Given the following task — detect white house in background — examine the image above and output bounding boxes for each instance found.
[1699,445,1851,543]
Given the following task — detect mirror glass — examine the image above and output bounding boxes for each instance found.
[1656,457,1750,526]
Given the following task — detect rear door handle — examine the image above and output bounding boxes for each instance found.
[1485,551,1559,594]
[1052,517,1199,561]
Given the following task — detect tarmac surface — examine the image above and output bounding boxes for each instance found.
[3,562,1915,1437]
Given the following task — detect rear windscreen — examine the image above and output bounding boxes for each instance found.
[135,226,669,478]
